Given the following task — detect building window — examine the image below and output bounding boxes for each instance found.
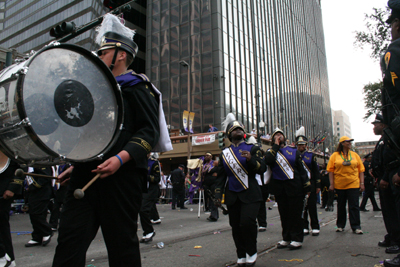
[337,127,340,131]
[337,122,339,125]
[337,133,340,137]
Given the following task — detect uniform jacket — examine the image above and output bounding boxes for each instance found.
[0,160,23,196]
[145,159,160,198]
[265,144,311,197]
[170,168,185,191]
[300,151,321,193]
[215,141,266,205]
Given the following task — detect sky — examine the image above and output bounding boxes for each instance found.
[321,0,389,142]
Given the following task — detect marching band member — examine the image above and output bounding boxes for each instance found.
[0,156,22,267]
[295,127,321,236]
[52,14,171,267]
[265,128,311,250]
[215,114,266,267]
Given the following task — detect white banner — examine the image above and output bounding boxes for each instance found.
[192,134,215,146]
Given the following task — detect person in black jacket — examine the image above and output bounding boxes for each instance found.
[0,156,23,267]
[265,128,311,250]
[360,153,381,212]
[139,153,161,243]
[25,167,54,247]
[52,14,170,267]
[203,159,219,222]
[49,164,70,231]
[170,165,186,210]
[215,116,266,267]
[295,127,321,236]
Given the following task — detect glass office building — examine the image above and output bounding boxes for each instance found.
[147,0,332,143]
[0,0,147,73]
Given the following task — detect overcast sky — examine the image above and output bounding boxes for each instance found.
[321,0,388,142]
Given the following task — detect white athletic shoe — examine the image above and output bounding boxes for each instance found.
[303,229,309,235]
[151,219,162,224]
[246,253,257,265]
[288,241,302,249]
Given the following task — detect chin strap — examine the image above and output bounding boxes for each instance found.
[109,46,120,71]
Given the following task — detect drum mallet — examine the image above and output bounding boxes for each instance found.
[73,173,101,199]
[15,169,57,180]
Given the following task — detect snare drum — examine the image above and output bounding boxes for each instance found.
[0,43,123,166]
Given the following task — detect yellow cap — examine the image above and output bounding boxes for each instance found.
[339,136,354,143]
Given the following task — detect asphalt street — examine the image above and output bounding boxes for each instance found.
[9,196,389,267]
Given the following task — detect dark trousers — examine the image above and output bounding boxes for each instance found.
[304,192,319,230]
[150,202,160,221]
[29,200,52,241]
[321,177,334,208]
[171,188,185,208]
[379,185,400,245]
[140,195,155,235]
[257,185,269,228]
[0,199,14,260]
[360,183,380,210]
[227,198,260,258]
[276,195,304,242]
[203,184,219,220]
[49,187,67,229]
[336,188,361,230]
[52,170,143,267]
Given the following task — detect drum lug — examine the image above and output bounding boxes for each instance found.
[91,51,98,57]
[18,67,28,75]
[18,117,31,126]
[96,154,104,160]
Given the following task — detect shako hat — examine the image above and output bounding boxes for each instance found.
[295,126,308,145]
[271,127,285,141]
[222,113,246,141]
[96,14,138,56]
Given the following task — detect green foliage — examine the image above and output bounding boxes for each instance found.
[363,81,383,121]
[354,7,391,61]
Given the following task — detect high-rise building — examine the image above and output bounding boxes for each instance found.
[0,0,146,72]
[332,109,352,139]
[0,0,333,144]
[147,0,332,143]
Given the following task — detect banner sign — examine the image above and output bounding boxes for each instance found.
[192,134,215,146]
[188,112,195,133]
[183,110,189,132]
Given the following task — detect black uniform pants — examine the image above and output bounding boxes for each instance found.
[303,192,319,230]
[227,198,260,258]
[360,183,380,210]
[257,185,269,228]
[203,184,219,220]
[276,195,304,242]
[140,194,155,235]
[29,199,52,241]
[49,187,67,229]
[379,185,400,245]
[0,198,14,260]
[52,170,144,267]
[171,188,185,208]
[336,188,361,230]
[150,202,160,221]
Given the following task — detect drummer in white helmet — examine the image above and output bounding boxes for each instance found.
[53,14,171,267]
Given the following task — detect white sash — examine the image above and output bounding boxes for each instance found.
[302,161,311,179]
[222,148,249,189]
[276,152,294,179]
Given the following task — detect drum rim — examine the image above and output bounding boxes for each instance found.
[15,43,124,164]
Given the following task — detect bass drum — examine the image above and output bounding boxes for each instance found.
[0,43,123,166]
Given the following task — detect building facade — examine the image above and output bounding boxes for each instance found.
[147,0,332,143]
[0,0,147,72]
[332,109,352,139]
[355,141,376,158]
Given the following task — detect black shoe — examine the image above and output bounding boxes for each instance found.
[360,208,369,212]
[386,245,400,254]
[42,235,52,246]
[379,240,391,247]
[384,255,400,267]
[171,207,176,210]
[374,208,382,211]
[207,217,217,222]
[25,240,42,247]
[180,207,188,209]
[325,206,334,212]
[320,206,326,209]
[140,232,156,243]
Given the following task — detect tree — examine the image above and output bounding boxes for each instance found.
[354,7,390,120]
[354,7,391,61]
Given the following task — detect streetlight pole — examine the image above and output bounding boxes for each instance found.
[180,60,191,159]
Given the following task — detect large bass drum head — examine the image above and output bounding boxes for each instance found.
[21,44,121,162]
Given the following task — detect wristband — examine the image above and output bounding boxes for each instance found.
[115,155,123,166]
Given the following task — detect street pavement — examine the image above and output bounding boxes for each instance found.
[9,196,390,267]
